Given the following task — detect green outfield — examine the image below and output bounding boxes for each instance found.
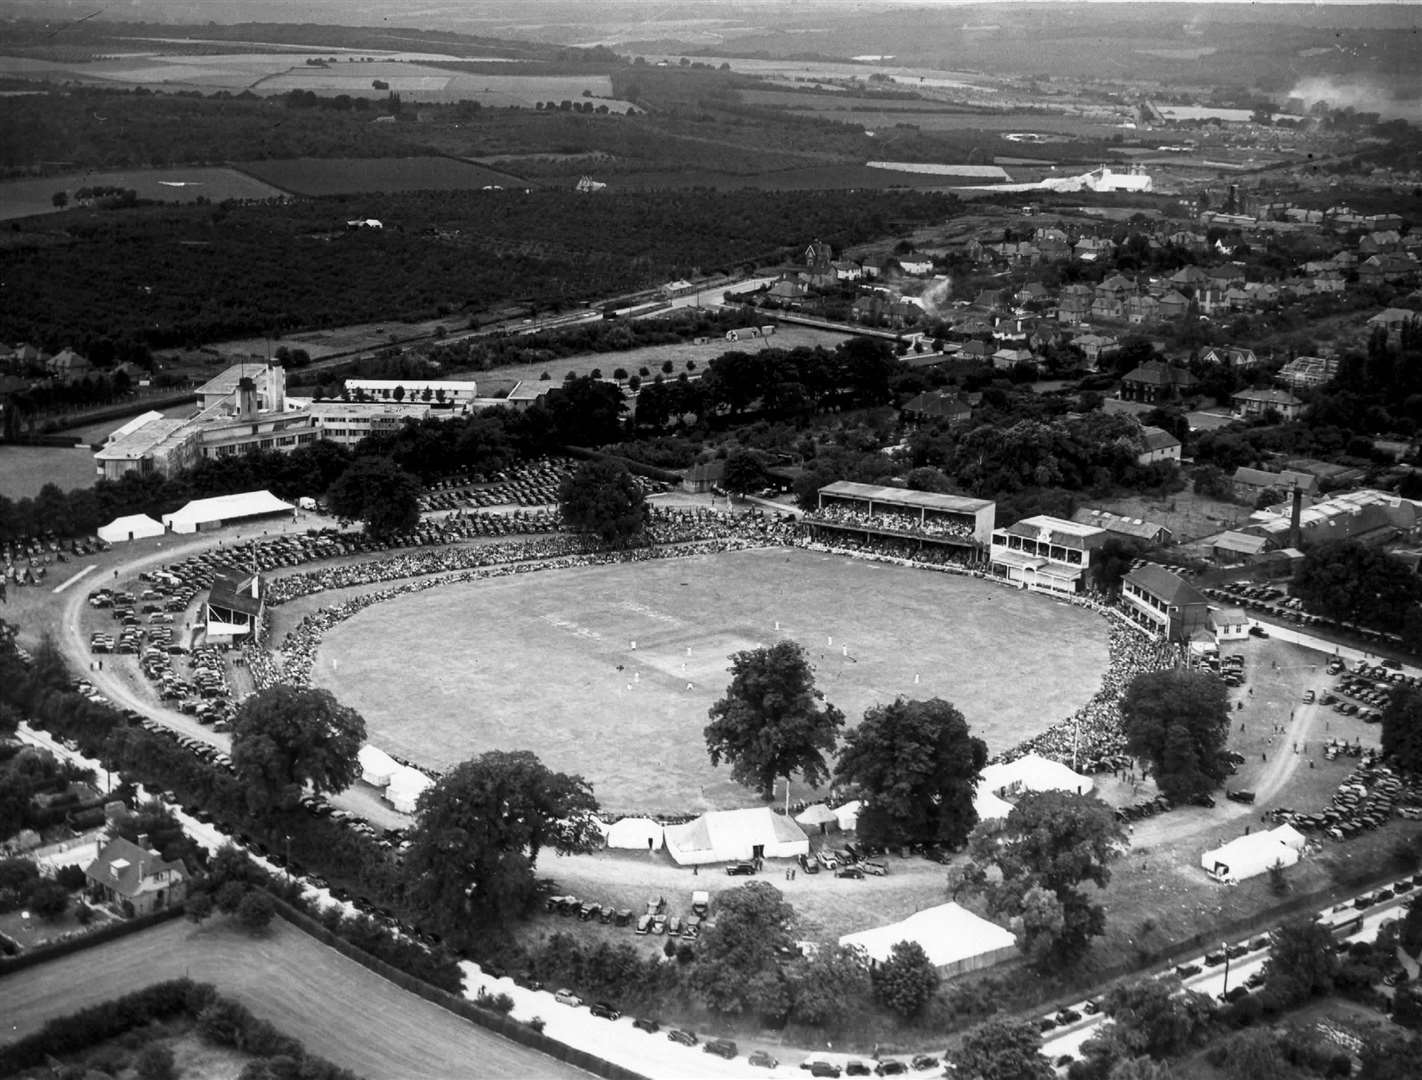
[311,547,1110,813]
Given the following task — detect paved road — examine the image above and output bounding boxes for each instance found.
[2,917,592,1080]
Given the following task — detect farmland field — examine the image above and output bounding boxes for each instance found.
[0,445,100,500]
[233,155,527,196]
[310,547,1108,814]
[605,163,1001,192]
[0,167,289,221]
[2,916,586,1080]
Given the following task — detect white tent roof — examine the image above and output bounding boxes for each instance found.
[839,902,1016,968]
[385,765,434,814]
[980,753,1094,797]
[1201,829,1302,882]
[795,804,839,827]
[162,490,293,532]
[606,817,664,851]
[97,514,165,543]
[358,745,399,788]
[834,800,862,830]
[663,807,809,865]
[1271,823,1307,851]
[974,787,1014,823]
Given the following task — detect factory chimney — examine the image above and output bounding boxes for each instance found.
[1289,486,1304,549]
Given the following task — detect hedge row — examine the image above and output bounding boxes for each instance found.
[0,906,182,977]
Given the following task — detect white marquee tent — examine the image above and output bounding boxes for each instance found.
[795,804,840,834]
[97,514,165,544]
[840,902,1017,977]
[358,745,399,789]
[605,817,664,851]
[385,765,435,814]
[162,490,293,534]
[980,753,1094,798]
[973,787,1015,824]
[663,807,809,866]
[1201,825,1304,883]
[834,800,862,831]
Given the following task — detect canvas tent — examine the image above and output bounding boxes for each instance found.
[795,804,840,835]
[384,765,434,814]
[606,817,664,851]
[1201,825,1303,883]
[663,807,809,866]
[358,745,398,789]
[839,902,1017,977]
[980,753,1094,798]
[97,514,165,544]
[162,490,293,534]
[974,787,1015,824]
[834,800,862,831]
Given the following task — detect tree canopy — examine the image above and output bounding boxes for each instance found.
[1120,668,1231,802]
[403,750,598,935]
[558,458,649,546]
[1263,917,1339,1007]
[955,1018,1055,1080]
[970,790,1124,970]
[1292,540,1422,636]
[834,697,987,849]
[230,686,365,813]
[872,939,940,1019]
[691,881,796,1019]
[1381,686,1422,772]
[786,943,871,1028]
[705,640,844,800]
[325,455,421,536]
[721,449,764,499]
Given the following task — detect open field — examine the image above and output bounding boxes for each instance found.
[1,916,587,1080]
[234,155,526,196]
[311,547,1109,813]
[604,163,998,192]
[0,167,289,222]
[0,445,97,500]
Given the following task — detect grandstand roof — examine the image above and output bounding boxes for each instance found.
[817,481,992,515]
[1124,563,1207,608]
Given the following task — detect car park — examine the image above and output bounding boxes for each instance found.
[749,1050,779,1069]
[589,1002,621,1021]
[704,1039,737,1059]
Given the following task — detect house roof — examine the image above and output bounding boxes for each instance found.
[1214,531,1270,555]
[84,836,187,898]
[1071,508,1170,541]
[1139,425,1181,452]
[1124,563,1208,607]
[1124,361,1197,387]
[1232,388,1302,407]
[902,391,970,419]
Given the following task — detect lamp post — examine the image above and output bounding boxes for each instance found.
[1221,942,1231,997]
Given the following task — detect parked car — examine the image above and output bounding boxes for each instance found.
[875,1061,907,1076]
[1302,690,1316,704]
[704,1039,737,1059]
[652,913,668,935]
[633,1017,660,1034]
[667,914,684,936]
[860,861,888,876]
[797,852,820,874]
[836,865,864,879]
[1227,790,1256,805]
[589,1002,621,1021]
[911,1054,940,1070]
[749,1050,779,1069]
[578,902,600,921]
[1175,963,1202,978]
[726,862,757,876]
[816,849,838,871]
[807,1062,843,1078]
[844,1063,872,1077]
[1056,1008,1081,1024]
[636,913,653,935]
[554,988,582,1007]
[667,1029,698,1047]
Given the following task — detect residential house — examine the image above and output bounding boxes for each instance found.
[974,289,1006,312]
[1359,230,1403,255]
[767,279,808,303]
[1223,286,1254,311]
[1171,265,1210,290]
[46,348,91,384]
[1097,274,1136,299]
[1358,253,1418,288]
[1206,264,1247,291]
[902,390,972,427]
[1125,295,1160,325]
[958,340,992,362]
[1027,319,1068,352]
[1275,355,1338,391]
[1091,295,1125,322]
[832,260,863,281]
[1014,282,1050,306]
[1034,229,1072,261]
[897,258,934,277]
[1367,307,1418,334]
[1200,346,1259,370]
[1074,236,1116,262]
[84,835,189,918]
[1212,607,1251,640]
[1232,388,1304,421]
[1119,361,1197,404]
[1137,425,1182,465]
[1156,289,1191,320]
[992,348,1036,371]
[683,459,725,494]
[1074,334,1119,370]
[1168,232,1209,252]
[1232,466,1317,502]
[1311,269,1346,294]
[1057,285,1094,326]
